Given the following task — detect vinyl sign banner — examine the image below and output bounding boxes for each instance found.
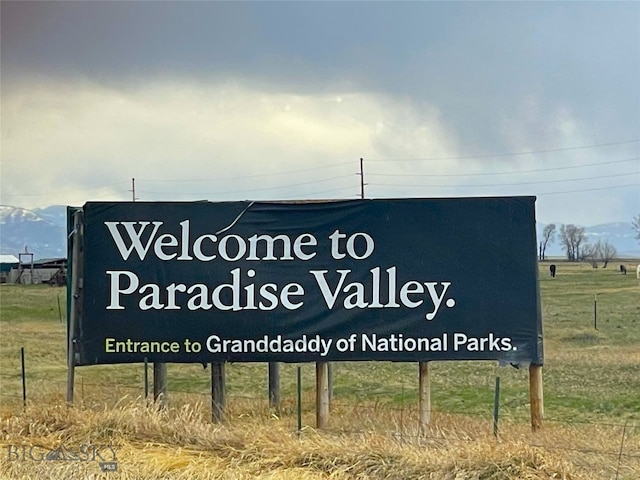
[76,198,543,365]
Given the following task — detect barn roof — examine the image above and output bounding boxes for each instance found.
[30,257,67,267]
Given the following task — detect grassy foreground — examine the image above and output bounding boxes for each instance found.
[1,261,639,479]
[0,401,602,480]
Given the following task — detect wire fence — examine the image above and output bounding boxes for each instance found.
[1,359,638,479]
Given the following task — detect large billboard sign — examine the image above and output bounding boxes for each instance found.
[73,198,543,365]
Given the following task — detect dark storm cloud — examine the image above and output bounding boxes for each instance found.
[1,1,638,226]
[2,1,638,149]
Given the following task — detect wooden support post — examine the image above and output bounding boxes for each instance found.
[153,362,168,408]
[66,210,82,405]
[316,361,329,429]
[418,361,431,429]
[211,362,226,423]
[529,364,543,431]
[268,362,280,413]
[66,313,76,404]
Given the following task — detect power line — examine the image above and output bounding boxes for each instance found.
[138,174,356,196]
[137,161,353,182]
[368,172,637,189]
[262,187,360,200]
[368,182,638,197]
[1,183,126,198]
[535,183,639,196]
[366,139,640,162]
[367,157,640,178]
[277,186,359,199]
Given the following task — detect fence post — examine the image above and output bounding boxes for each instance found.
[144,357,149,400]
[297,366,302,434]
[21,347,26,408]
[493,376,501,437]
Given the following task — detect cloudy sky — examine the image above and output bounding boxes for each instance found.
[1,1,638,226]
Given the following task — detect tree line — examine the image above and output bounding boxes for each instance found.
[538,213,640,266]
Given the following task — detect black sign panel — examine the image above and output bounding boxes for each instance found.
[75,198,543,365]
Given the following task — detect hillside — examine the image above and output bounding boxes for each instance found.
[0,205,67,259]
[0,204,638,260]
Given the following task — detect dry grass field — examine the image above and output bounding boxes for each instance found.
[1,261,638,479]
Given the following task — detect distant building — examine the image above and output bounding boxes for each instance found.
[6,257,67,285]
[0,255,19,283]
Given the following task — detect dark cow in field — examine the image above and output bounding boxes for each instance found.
[549,264,556,278]
[620,265,627,275]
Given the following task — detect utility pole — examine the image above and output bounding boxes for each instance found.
[359,158,365,199]
[130,178,138,202]
[324,157,367,409]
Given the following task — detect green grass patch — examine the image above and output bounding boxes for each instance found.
[1,260,639,424]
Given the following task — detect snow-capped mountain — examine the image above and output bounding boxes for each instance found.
[1,204,638,260]
[0,205,68,259]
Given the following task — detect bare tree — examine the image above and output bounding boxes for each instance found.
[539,223,556,261]
[599,240,617,268]
[633,214,640,244]
[582,243,598,267]
[559,224,587,262]
[583,240,617,268]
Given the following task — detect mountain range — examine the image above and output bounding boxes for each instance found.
[0,204,638,260]
[0,205,68,259]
